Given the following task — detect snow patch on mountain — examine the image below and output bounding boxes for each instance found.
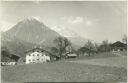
[51,26,78,37]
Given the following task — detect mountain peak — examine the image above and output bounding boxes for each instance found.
[22,17,39,23]
[5,17,61,44]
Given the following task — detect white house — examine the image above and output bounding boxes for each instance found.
[26,47,50,64]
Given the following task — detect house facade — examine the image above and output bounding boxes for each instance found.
[110,41,127,52]
[25,47,50,64]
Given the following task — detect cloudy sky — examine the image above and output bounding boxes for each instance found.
[0,1,127,43]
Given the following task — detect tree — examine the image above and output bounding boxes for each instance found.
[77,40,97,56]
[1,46,11,62]
[78,47,90,56]
[53,37,71,59]
[84,40,95,56]
[98,40,111,52]
[50,47,59,56]
[93,43,99,53]
[122,34,127,44]
[1,46,10,58]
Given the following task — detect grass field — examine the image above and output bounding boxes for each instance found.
[1,52,127,82]
[67,56,127,68]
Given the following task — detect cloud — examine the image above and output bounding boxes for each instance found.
[60,16,84,25]
[60,16,100,27]
[85,20,92,26]
[68,17,84,24]
[84,18,100,26]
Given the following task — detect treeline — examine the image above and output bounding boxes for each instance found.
[1,46,20,62]
[50,34,127,59]
[77,40,111,56]
[1,34,127,62]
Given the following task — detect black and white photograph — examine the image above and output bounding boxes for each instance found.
[0,1,127,82]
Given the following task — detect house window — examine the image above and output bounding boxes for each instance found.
[29,59,31,62]
[37,50,40,52]
[37,59,39,60]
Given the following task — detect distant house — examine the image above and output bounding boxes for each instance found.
[110,41,127,52]
[65,45,78,58]
[10,54,20,62]
[66,53,77,58]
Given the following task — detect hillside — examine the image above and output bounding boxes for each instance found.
[1,32,36,57]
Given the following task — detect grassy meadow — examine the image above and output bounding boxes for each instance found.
[1,52,127,82]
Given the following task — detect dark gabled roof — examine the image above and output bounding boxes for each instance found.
[110,41,126,47]
[25,47,45,53]
[10,54,20,57]
[25,47,60,58]
[10,54,20,62]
